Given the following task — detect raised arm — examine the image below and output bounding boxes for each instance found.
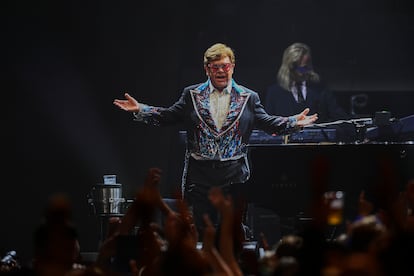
[252,92,317,134]
[208,187,243,276]
[202,214,234,276]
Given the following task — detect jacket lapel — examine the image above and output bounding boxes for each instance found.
[190,80,250,137]
[219,90,249,134]
[190,86,217,135]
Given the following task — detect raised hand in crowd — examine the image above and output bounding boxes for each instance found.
[160,195,210,275]
[208,187,243,276]
[201,214,233,276]
[90,168,169,275]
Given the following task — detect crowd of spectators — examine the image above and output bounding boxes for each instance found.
[1,164,413,275]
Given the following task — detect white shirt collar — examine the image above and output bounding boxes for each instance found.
[292,80,306,88]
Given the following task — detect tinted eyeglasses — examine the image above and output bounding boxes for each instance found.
[207,63,234,72]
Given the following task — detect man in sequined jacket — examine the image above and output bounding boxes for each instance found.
[114,43,318,240]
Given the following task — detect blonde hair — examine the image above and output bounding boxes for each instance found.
[203,43,236,65]
[277,42,320,90]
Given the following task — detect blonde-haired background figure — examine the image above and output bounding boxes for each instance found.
[265,42,349,123]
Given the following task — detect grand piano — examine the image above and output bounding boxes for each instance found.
[177,115,414,243]
[245,115,414,243]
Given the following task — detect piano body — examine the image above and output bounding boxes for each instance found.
[245,116,414,242]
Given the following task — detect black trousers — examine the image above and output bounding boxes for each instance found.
[184,156,250,240]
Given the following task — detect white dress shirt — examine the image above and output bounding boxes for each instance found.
[209,82,232,130]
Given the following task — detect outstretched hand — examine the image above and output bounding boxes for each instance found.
[295,108,318,127]
[113,92,140,112]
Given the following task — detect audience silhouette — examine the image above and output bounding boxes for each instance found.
[2,166,413,275]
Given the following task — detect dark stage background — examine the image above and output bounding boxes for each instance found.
[7,0,414,263]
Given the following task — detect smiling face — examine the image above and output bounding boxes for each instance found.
[205,56,235,91]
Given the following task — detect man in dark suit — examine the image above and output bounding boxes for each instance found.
[265,42,349,123]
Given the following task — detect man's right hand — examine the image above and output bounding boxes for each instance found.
[113,93,140,112]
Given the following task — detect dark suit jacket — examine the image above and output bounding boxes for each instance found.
[265,82,349,123]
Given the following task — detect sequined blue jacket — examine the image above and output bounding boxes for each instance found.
[134,79,298,161]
